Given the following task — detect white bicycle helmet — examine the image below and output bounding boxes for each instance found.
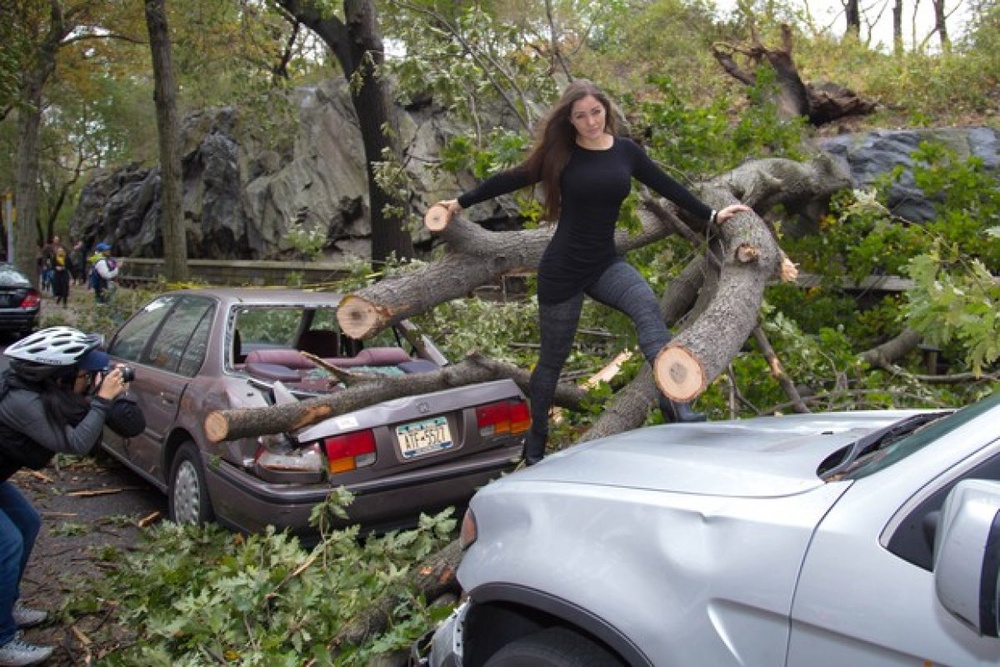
[5,327,102,382]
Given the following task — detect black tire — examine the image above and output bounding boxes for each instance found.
[484,628,626,667]
[168,441,215,524]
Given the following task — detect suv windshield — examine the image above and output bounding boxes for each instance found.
[826,392,1000,480]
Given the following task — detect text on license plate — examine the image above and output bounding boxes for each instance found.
[396,416,454,459]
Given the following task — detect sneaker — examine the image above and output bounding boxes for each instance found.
[0,632,53,666]
[11,604,46,629]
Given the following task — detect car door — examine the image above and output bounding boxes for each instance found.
[787,407,1000,666]
[107,295,215,482]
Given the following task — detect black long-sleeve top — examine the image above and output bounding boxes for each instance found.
[457,137,713,304]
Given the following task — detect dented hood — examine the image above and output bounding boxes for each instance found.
[511,410,922,498]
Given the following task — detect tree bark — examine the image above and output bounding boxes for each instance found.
[859,328,923,370]
[652,211,778,401]
[845,0,862,38]
[145,0,189,282]
[931,0,951,51]
[892,0,904,54]
[14,1,72,284]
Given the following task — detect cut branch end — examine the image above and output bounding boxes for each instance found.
[337,295,384,339]
[654,345,706,402]
[424,204,451,232]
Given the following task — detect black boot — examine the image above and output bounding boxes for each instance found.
[659,396,707,423]
[523,429,547,466]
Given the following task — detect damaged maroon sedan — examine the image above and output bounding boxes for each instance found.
[100,287,529,536]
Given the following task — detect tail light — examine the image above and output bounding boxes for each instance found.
[323,429,377,474]
[460,507,478,550]
[476,399,530,437]
[20,290,41,309]
[255,441,325,483]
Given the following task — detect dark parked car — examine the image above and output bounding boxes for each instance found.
[0,263,41,338]
[100,287,529,536]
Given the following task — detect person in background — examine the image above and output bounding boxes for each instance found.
[0,327,128,666]
[435,79,751,466]
[37,243,53,296]
[50,236,70,308]
[69,240,86,287]
[89,242,121,304]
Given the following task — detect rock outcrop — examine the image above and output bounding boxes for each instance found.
[818,126,999,222]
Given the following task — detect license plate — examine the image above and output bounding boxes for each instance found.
[396,416,453,459]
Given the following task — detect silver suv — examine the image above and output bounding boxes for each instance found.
[419,394,1000,666]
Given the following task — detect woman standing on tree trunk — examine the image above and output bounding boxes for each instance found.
[436,79,750,466]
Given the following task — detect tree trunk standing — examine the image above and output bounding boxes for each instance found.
[275,0,413,268]
[14,87,43,283]
[144,0,188,282]
[844,0,862,38]
[893,0,904,54]
[13,2,69,284]
[931,0,951,51]
[343,0,414,266]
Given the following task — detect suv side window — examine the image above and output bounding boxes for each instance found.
[141,296,215,375]
[886,448,1000,570]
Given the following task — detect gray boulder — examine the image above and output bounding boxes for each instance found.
[817,126,999,222]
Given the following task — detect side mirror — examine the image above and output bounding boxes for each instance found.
[934,479,1000,638]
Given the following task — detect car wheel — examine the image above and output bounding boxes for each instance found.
[484,628,625,667]
[168,441,215,525]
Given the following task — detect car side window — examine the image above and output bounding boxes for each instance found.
[141,296,215,375]
[175,306,213,377]
[886,448,1000,570]
[108,295,181,362]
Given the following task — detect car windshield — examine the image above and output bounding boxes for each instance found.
[826,392,1000,480]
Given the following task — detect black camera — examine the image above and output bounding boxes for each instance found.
[106,365,136,382]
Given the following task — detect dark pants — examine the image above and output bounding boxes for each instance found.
[53,268,70,306]
[0,482,41,644]
[525,260,671,462]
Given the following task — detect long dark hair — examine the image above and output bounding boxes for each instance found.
[524,80,618,222]
[42,373,90,430]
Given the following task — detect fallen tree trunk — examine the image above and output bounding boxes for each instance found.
[712,22,876,125]
[337,210,679,340]
[209,155,849,444]
[652,154,850,401]
[859,328,923,370]
[204,352,590,443]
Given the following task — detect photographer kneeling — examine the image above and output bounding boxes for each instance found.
[0,327,133,666]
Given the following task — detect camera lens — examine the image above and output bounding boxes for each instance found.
[120,367,135,383]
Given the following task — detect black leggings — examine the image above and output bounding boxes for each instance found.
[526,261,671,458]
